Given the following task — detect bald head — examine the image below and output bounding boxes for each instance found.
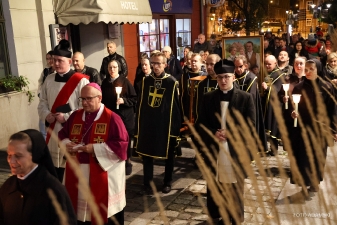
[265,55,277,72]
[72,52,85,72]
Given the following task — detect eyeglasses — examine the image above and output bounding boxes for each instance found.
[234,65,244,69]
[78,95,99,102]
[217,75,233,80]
[151,62,164,66]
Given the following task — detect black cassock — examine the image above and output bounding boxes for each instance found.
[234,70,268,152]
[0,166,77,225]
[101,75,137,133]
[288,78,336,186]
[262,68,286,140]
[135,73,181,158]
[195,75,218,121]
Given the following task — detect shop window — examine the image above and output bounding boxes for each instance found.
[176,19,191,60]
[0,3,10,78]
[139,19,170,56]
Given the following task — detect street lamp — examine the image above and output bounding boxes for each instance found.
[286,10,294,44]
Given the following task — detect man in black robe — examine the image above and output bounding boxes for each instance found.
[135,52,181,194]
[180,53,206,122]
[0,129,77,225]
[261,55,286,155]
[195,61,256,224]
[194,54,221,121]
[234,55,268,153]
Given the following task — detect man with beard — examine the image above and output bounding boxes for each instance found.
[100,41,128,80]
[234,55,268,152]
[261,55,286,155]
[180,53,206,122]
[277,50,293,76]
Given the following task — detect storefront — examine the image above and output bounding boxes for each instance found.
[139,0,194,60]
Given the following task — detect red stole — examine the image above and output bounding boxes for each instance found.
[65,107,112,224]
[46,73,89,144]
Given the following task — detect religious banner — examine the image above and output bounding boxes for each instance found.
[207,0,225,7]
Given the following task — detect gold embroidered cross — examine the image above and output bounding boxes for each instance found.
[149,88,164,107]
[94,136,104,143]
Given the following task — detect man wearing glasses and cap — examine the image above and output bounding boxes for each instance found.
[195,61,256,225]
[38,40,89,182]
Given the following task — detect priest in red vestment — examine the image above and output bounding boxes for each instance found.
[58,83,128,225]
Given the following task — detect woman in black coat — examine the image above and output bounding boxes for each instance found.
[0,129,77,225]
[289,41,309,66]
[101,60,137,175]
[289,59,337,193]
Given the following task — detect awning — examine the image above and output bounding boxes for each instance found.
[53,0,152,25]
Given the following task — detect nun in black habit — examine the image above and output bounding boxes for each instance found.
[0,129,77,225]
[289,59,337,192]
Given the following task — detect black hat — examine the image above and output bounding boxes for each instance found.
[53,39,72,58]
[214,59,235,74]
[21,129,58,178]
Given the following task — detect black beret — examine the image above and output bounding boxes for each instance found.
[214,59,235,74]
[53,39,72,58]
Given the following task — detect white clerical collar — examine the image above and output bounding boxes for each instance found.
[111,74,119,82]
[58,68,71,77]
[222,85,233,94]
[82,103,104,121]
[17,165,39,180]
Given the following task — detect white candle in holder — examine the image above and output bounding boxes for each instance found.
[282,84,290,109]
[115,87,122,109]
[292,94,301,127]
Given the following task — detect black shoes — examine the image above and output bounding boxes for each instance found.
[140,185,153,195]
[162,185,171,194]
[125,162,133,175]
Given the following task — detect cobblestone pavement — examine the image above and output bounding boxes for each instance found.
[1,145,336,225]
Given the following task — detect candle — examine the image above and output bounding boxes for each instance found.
[282,84,290,109]
[292,94,301,127]
[115,87,122,109]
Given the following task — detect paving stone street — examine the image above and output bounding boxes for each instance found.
[0,144,336,225]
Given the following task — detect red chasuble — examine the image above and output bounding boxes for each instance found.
[65,107,112,224]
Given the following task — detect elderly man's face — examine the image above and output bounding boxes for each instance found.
[234,59,247,75]
[162,50,171,59]
[53,55,71,74]
[7,140,36,177]
[80,86,102,113]
[198,35,206,44]
[265,57,277,72]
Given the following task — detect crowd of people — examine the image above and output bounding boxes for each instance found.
[1,29,337,225]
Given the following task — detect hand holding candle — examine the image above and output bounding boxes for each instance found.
[292,94,301,127]
[282,84,290,109]
[115,87,122,109]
